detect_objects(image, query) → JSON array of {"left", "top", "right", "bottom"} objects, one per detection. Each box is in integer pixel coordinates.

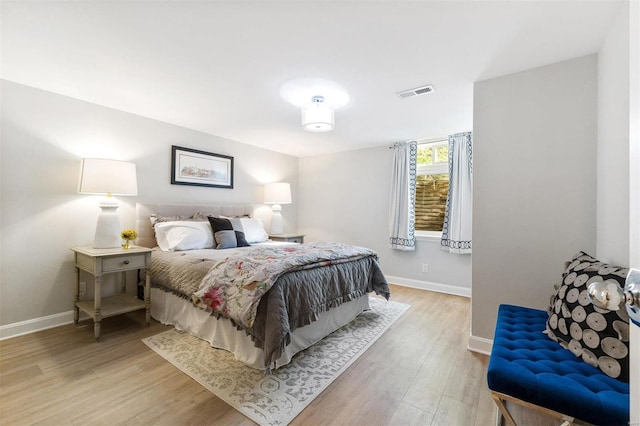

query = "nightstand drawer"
[
  {"left": 102, "top": 253, "right": 147, "bottom": 272},
  {"left": 286, "top": 236, "right": 303, "bottom": 243}
]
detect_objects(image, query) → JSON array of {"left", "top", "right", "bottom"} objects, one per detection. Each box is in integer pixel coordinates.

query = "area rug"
[{"left": 142, "top": 297, "right": 409, "bottom": 425}]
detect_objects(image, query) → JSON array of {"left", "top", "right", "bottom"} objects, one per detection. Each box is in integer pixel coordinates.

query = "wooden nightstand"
[
  {"left": 269, "top": 234, "right": 305, "bottom": 243},
  {"left": 71, "top": 246, "right": 152, "bottom": 339}
]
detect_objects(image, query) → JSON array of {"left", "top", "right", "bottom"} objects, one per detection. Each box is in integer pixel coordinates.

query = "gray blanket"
[{"left": 148, "top": 247, "right": 391, "bottom": 370}]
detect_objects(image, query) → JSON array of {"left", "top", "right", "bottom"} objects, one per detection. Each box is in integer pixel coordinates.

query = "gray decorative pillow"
[
  {"left": 192, "top": 212, "right": 221, "bottom": 220},
  {"left": 149, "top": 214, "right": 190, "bottom": 227},
  {"left": 207, "top": 216, "right": 249, "bottom": 249},
  {"left": 544, "top": 251, "right": 630, "bottom": 381},
  {"left": 150, "top": 214, "right": 207, "bottom": 227}
]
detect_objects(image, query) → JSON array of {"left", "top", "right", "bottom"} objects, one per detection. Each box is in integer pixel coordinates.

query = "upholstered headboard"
[{"left": 136, "top": 203, "right": 256, "bottom": 248}]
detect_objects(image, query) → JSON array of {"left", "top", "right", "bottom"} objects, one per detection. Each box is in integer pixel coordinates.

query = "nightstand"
[
  {"left": 71, "top": 246, "right": 152, "bottom": 339},
  {"left": 269, "top": 234, "right": 305, "bottom": 243}
]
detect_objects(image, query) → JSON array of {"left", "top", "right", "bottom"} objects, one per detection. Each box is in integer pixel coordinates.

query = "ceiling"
[{"left": 1, "top": 1, "right": 624, "bottom": 157}]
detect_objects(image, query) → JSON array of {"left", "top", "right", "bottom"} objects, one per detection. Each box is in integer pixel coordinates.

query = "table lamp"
[
  {"left": 78, "top": 158, "right": 138, "bottom": 248},
  {"left": 264, "top": 182, "right": 291, "bottom": 235}
]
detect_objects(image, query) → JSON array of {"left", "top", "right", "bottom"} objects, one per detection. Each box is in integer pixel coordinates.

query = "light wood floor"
[{"left": 0, "top": 285, "right": 517, "bottom": 425}]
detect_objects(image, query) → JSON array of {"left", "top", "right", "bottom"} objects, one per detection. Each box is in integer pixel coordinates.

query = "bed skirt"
[{"left": 150, "top": 288, "right": 371, "bottom": 370}]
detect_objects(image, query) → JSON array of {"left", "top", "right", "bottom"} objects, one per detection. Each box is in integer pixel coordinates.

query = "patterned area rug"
[{"left": 143, "top": 297, "right": 409, "bottom": 425}]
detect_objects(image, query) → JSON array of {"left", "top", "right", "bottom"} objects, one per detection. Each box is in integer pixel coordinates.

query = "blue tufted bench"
[{"left": 487, "top": 304, "right": 630, "bottom": 426}]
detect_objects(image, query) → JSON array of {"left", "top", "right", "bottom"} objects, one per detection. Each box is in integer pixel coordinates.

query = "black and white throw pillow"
[
  {"left": 545, "top": 251, "right": 630, "bottom": 381},
  {"left": 207, "top": 216, "right": 250, "bottom": 249}
]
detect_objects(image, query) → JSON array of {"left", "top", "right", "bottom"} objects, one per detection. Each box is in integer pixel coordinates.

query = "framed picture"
[{"left": 171, "top": 145, "right": 234, "bottom": 189}]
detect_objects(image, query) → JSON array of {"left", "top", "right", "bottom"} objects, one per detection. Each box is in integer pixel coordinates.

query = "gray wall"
[
  {"left": 0, "top": 80, "right": 298, "bottom": 327},
  {"left": 471, "top": 55, "right": 598, "bottom": 341},
  {"left": 298, "top": 146, "right": 471, "bottom": 293}
]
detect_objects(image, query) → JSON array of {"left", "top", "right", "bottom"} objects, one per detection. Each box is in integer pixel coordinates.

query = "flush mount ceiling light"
[
  {"left": 280, "top": 78, "right": 350, "bottom": 132},
  {"left": 302, "top": 96, "right": 334, "bottom": 132}
]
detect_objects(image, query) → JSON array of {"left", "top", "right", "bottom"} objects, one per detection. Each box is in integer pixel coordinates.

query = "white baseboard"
[
  {"left": 467, "top": 335, "right": 493, "bottom": 355},
  {"left": 386, "top": 275, "right": 471, "bottom": 298},
  {"left": 0, "top": 311, "right": 74, "bottom": 341},
  {"left": 1, "top": 277, "right": 471, "bottom": 341}
]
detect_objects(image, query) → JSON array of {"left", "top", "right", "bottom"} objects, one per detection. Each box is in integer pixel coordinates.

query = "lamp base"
[
  {"left": 270, "top": 204, "right": 284, "bottom": 235},
  {"left": 93, "top": 198, "right": 122, "bottom": 249}
]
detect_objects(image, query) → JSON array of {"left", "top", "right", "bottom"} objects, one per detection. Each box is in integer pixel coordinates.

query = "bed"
[{"left": 136, "top": 203, "right": 391, "bottom": 371}]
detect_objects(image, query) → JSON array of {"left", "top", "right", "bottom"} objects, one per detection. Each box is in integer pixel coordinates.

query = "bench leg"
[
  {"left": 495, "top": 405, "right": 504, "bottom": 426},
  {"left": 491, "top": 390, "right": 578, "bottom": 426},
  {"left": 491, "top": 392, "right": 517, "bottom": 426},
  {"left": 560, "top": 416, "right": 575, "bottom": 426}
]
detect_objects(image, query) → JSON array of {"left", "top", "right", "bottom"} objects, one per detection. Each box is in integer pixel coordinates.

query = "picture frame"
[{"left": 171, "top": 145, "right": 234, "bottom": 189}]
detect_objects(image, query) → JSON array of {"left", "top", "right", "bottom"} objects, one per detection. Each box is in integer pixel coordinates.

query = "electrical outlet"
[
  {"left": 422, "top": 264, "right": 429, "bottom": 273},
  {"left": 79, "top": 281, "right": 86, "bottom": 297}
]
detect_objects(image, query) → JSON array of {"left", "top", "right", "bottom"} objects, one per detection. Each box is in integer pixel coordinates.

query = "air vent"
[{"left": 397, "top": 84, "right": 435, "bottom": 99}]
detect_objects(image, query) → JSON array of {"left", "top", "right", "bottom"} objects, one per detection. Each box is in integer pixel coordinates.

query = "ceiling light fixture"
[
  {"left": 280, "top": 78, "right": 350, "bottom": 133},
  {"left": 302, "top": 96, "right": 334, "bottom": 132}
]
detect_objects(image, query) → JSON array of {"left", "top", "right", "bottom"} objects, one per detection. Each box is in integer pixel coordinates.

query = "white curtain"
[
  {"left": 389, "top": 141, "right": 417, "bottom": 251},
  {"left": 441, "top": 132, "right": 472, "bottom": 254}
]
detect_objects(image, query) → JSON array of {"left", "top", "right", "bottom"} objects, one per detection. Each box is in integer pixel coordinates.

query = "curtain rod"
[{"left": 388, "top": 136, "right": 447, "bottom": 149}]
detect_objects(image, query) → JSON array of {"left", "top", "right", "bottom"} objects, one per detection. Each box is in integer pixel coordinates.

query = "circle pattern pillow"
[{"left": 544, "top": 251, "right": 629, "bottom": 382}]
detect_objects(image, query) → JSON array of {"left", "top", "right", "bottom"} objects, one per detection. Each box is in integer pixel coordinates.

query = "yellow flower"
[{"left": 121, "top": 228, "right": 138, "bottom": 241}]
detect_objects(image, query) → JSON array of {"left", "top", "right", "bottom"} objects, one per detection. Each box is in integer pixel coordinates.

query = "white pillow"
[
  {"left": 219, "top": 216, "right": 269, "bottom": 244},
  {"left": 154, "top": 221, "right": 214, "bottom": 251},
  {"left": 239, "top": 218, "right": 269, "bottom": 243}
]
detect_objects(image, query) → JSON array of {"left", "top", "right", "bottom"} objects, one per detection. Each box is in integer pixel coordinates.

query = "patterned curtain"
[
  {"left": 389, "top": 141, "right": 417, "bottom": 251},
  {"left": 441, "top": 132, "right": 472, "bottom": 254}
]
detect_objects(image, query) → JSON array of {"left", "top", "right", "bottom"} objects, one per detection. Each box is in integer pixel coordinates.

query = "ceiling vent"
[{"left": 397, "top": 84, "right": 435, "bottom": 99}]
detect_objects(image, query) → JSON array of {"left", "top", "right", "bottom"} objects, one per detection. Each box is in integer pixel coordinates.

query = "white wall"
[
  {"left": 0, "top": 80, "right": 298, "bottom": 331},
  {"left": 599, "top": 2, "right": 640, "bottom": 420},
  {"left": 471, "top": 55, "right": 598, "bottom": 345},
  {"left": 597, "top": 5, "right": 630, "bottom": 266},
  {"left": 629, "top": 2, "right": 640, "bottom": 416},
  {"left": 298, "top": 146, "right": 471, "bottom": 295},
  {"left": 630, "top": 0, "right": 640, "bottom": 273},
  {"left": 631, "top": 0, "right": 640, "bottom": 419}
]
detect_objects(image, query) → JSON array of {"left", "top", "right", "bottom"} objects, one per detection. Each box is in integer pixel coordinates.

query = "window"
[{"left": 415, "top": 140, "right": 449, "bottom": 233}]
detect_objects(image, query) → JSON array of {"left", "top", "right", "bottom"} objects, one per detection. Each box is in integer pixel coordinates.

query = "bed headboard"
[{"left": 136, "top": 202, "right": 256, "bottom": 248}]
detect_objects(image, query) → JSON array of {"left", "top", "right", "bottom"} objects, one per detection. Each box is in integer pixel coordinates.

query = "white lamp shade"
[
  {"left": 264, "top": 182, "right": 292, "bottom": 205},
  {"left": 302, "top": 102, "right": 334, "bottom": 132},
  {"left": 78, "top": 158, "right": 138, "bottom": 248},
  {"left": 78, "top": 158, "right": 138, "bottom": 196}
]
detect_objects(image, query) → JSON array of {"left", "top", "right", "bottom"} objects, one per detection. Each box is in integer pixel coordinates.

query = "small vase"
[{"left": 122, "top": 240, "right": 131, "bottom": 249}]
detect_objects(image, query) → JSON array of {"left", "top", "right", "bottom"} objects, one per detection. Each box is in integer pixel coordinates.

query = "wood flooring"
[{"left": 0, "top": 285, "right": 544, "bottom": 425}]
